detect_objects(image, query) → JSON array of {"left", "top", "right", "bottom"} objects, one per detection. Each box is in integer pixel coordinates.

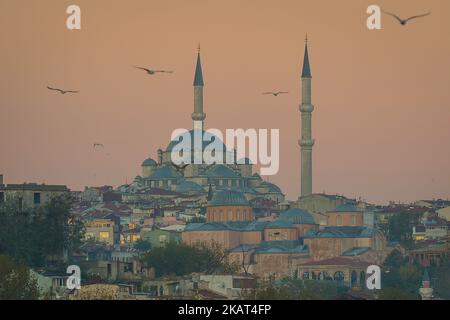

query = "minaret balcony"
[
  {"left": 299, "top": 139, "right": 315, "bottom": 148},
  {"left": 300, "top": 104, "right": 314, "bottom": 113},
  {"left": 191, "top": 112, "right": 206, "bottom": 121}
]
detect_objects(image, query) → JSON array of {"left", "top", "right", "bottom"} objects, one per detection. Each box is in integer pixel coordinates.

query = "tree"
[
  {"left": 142, "top": 241, "right": 238, "bottom": 277},
  {"left": 378, "top": 288, "right": 418, "bottom": 300},
  {"left": 134, "top": 239, "right": 152, "bottom": 252},
  {"left": 382, "top": 250, "right": 422, "bottom": 296},
  {"left": 0, "top": 195, "right": 85, "bottom": 268},
  {"left": 0, "top": 255, "right": 40, "bottom": 300}
]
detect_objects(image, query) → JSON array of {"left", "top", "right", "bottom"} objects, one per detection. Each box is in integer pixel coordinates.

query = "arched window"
[
  {"left": 336, "top": 215, "right": 343, "bottom": 226},
  {"left": 303, "top": 272, "right": 310, "bottom": 280},
  {"left": 360, "top": 271, "right": 365, "bottom": 286},
  {"left": 351, "top": 215, "right": 356, "bottom": 226},
  {"left": 334, "top": 271, "right": 345, "bottom": 283},
  {"left": 311, "top": 272, "right": 317, "bottom": 280},
  {"left": 237, "top": 209, "right": 241, "bottom": 221},
  {"left": 351, "top": 271, "right": 358, "bottom": 287}
]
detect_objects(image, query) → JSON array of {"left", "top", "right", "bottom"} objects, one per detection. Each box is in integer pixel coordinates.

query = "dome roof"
[
  {"left": 166, "top": 130, "right": 227, "bottom": 153},
  {"left": 175, "top": 180, "right": 205, "bottom": 194},
  {"left": 209, "top": 190, "right": 249, "bottom": 207},
  {"left": 149, "top": 166, "right": 182, "bottom": 179},
  {"left": 260, "top": 182, "right": 282, "bottom": 193},
  {"left": 266, "top": 219, "right": 295, "bottom": 229},
  {"left": 142, "top": 158, "right": 157, "bottom": 167},
  {"left": 279, "top": 208, "right": 316, "bottom": 225},
  {"left": 206, "top": 164, "right": 239, "bottom": 178}
]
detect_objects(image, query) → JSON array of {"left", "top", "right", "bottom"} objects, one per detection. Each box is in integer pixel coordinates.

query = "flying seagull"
[
  {"left": 47, "top": 86, "right": 79, "bottom": 94},
  {"left": 382, "top": 10, "right": 431, "bottom": 26},
  {"left": 263, "top": 91, "right": 289, "bottom": 97},
  {"left": 134, "top": 66, "right": 174, "bottom": 75}
]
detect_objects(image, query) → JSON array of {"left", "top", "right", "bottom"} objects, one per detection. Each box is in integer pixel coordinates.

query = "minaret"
[
  {"left": 299, "top": 35, "right": 314, "bottom": 197},
  {"left": 419, "top": 268, "right": 433, "bottom": 300},
  {"left": 192, "top": 45, "right": 206, "bottom": 131}
]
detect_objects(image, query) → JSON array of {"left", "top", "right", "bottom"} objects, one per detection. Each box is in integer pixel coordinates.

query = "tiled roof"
[
  {"left": 255, "top": 240, "right": 309, "bottom": 254},
  {"left": 305, "top": 226, "right": 375, "bottom": 239}
]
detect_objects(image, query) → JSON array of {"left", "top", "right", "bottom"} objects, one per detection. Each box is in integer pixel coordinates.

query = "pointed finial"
[
  {"left": 305, "top": 34, "right": 308, "bottom": 44},
  {"left": 198, "top": 43, "right": 201, "bottom": 53}
]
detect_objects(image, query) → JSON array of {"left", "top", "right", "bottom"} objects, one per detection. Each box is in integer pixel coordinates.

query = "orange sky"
[{"left": 1, "top": 0, "right": 449, "bottom": 204}]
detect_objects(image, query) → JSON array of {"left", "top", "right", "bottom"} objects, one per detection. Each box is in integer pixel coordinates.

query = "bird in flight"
[
  {"left": 93, "top": 143, "right": 104, "bottom": 148},
  {"left": 47, "top": 86, "right": 79, "bottom": 94},
  {"left": 263, "top": 91, "right": 289, "bottom": 97},
  {"left": 134, "top": 66, "right": 174, "bottom": 75},
  {"left": 382, "top": 10, "right": 431, "bottom": 26}
]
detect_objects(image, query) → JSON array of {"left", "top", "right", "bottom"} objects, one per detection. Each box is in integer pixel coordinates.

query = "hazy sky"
[{"left": 1, "top": 0, "right": 449, "bottom": 204}]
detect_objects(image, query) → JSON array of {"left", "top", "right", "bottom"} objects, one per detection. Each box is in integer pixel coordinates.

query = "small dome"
[
  {"left": 279, "top": 208, "right": 316, "bottom": 225},
  {"left": 149, "top": 166, "right": 182, "bottom": 179},
  {"left": 209, "top": 190, "right": 249, "bottom": 207},
  {"left": 260, "top": 182, "right": 282, "bottom": 193},
  {"left": 142, "top": 158, "right": 157, "bottom": 167}
]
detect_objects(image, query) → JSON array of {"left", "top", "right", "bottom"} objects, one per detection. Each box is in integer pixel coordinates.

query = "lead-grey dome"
[
  {"left": 208, "top": 190, "right": 249, "bottom": 207},
  {"left": 142, "top": 158, "right": 157, "bottom": 167},
  {"left": 278, "top": 208, "right": 316, "bottom": 225}
]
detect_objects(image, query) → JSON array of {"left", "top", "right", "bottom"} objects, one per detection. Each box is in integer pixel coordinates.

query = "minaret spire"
[
  {"left": 192, "top": 44, "right": 206, "bottom": 131},
  {"left": 299, "top": 35, "right": 314, "bottom": 197}
]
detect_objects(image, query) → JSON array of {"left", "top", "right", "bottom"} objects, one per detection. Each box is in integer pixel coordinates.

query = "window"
[
  {"left": 33, "top": 192, "right": 41, "bottom": 205},
  {"left": 336, "top": 215, "right": 342, "bottom": 226},
  {"left": 351, "top": 215, "right": 357, "bottom": 226},
  {"left": 99, "top": 231, "right": 110, "bottom": 239},
  {"left": 0, "top": 192, "right": 4, "bottom": 203},
  {"left": 159, "top": 234, "right": 167, "bottom": 243}
]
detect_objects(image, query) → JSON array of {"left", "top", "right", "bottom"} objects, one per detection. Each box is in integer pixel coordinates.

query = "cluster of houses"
[{"left": 1, "top": 173, "right": 449, "bottom": 299}]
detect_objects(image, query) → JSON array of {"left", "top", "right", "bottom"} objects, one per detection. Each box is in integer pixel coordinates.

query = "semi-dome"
[
  {"left": 279, "top": 208, "right": 316, "bottom": 225},
  {"left": 166, "top": 130, "right": 227, "bottom": 153},
  {"left": 142, "top": 158, "right": 157, "bottom": 167},
  {"left": 175, "top": 180, "right": 205, "bottom": 194},
  {"left": 208, "top": 190, "right": 249, "bottom": 207},
  {"left": 149, "top": 166, "right": 182, "bottom": 179},
  {"left": 205, "top": 164, "right": 238, "bottom": 178}
]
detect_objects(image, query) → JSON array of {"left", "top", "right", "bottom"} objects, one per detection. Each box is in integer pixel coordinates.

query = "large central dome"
[{"left": 166, "top": 129, "right": 228, "bottom": 153}]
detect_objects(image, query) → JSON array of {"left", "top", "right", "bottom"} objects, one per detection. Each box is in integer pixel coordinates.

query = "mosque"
[
  {"left": 180, "top": 41, "right": 389, "bottom": 281},
  {"left": 124, "top": 47, "right": 285, "bottom": 203}
]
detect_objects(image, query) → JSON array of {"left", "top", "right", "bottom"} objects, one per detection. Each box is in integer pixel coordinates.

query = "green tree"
[
  {"left": 0, "top": 195, "right": 85, "bottom": 267},
  {"left": 0, "top": 255, "right": 40, "bottom": 300},
  {"left": 382, "top": 250, "right": 422, "bottom": 296},
  {"left": 134, "top": 239, "right": 152, "bottom": 252},
  {"left": 142, "top": 241, "right": 238, "bottom": 277},
  {"left": 378, "top": 287, "right": 418, "bottom": 300}
]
